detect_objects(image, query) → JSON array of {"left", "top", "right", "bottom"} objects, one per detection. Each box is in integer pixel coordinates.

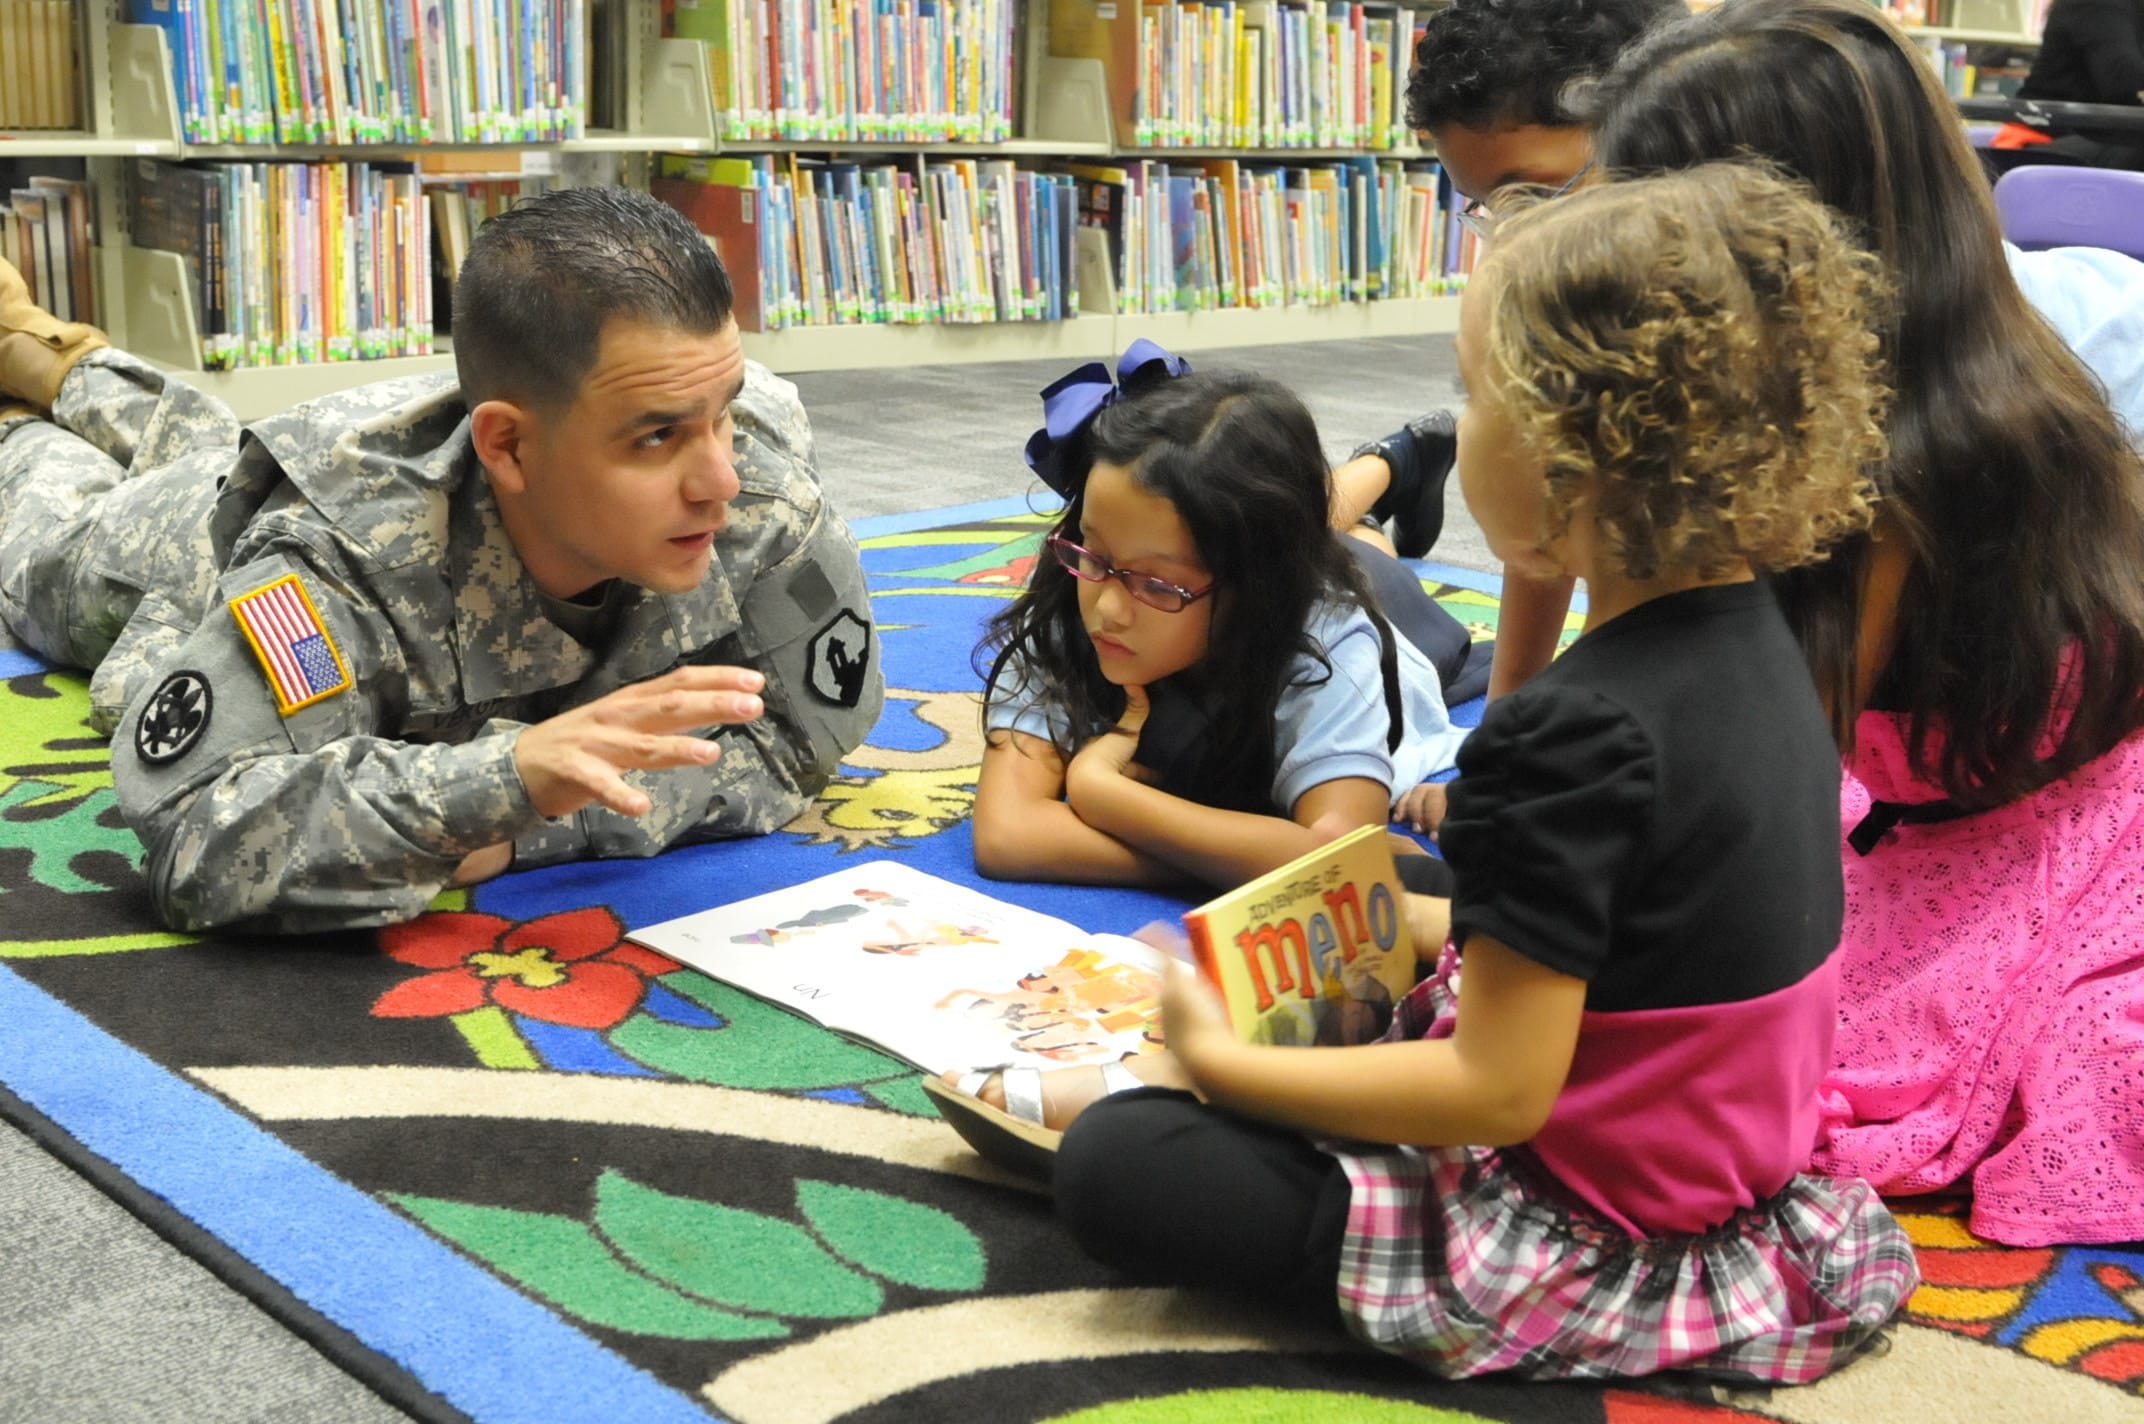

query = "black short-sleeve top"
[{"left": 1438, "top": 580, "right": 1846, "bottom": 1236}]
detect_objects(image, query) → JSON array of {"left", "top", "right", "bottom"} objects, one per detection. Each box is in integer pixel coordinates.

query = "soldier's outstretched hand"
[{"left": 514, "top": 666, "right": 766, "bottom": 819}]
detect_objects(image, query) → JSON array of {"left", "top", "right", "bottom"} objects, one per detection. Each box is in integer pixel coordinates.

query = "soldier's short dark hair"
[
  {"left": 453, "top": 186, "right": 735, "bottom": 411},
  {"left": 1405, "top": 0, "right": 1680, "bottom": 132}
]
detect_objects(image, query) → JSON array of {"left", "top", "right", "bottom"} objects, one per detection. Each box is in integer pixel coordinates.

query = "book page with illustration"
[{"left": 628, "top": 862, "right": 1173, "bottom": 1076}]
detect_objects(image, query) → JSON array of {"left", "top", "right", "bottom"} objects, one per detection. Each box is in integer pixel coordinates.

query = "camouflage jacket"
[{"left": 109, "top": 362, "right": 881, "bottom": 934}]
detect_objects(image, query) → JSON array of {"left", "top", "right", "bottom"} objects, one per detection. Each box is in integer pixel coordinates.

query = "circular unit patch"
[{"left": 135, "top": 670, "right": 213, "bottom": 765}]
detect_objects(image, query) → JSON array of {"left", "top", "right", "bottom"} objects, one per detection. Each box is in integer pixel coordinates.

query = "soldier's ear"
[{"left": 471, "top": 399, "right": 533, "bottom": 494}]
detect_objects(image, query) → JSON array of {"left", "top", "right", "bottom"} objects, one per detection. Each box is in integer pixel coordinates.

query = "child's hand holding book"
[{"left": 1158, "top": 956, "right": 1241, "bottom": 1083}]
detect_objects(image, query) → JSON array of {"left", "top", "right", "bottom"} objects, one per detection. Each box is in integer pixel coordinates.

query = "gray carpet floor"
[
  {"left": 0, "top": 330, "right": 1472, "bottom": 1424},
  {"left": 790, "top": 333, "right": 1490, "bottom": 574}
]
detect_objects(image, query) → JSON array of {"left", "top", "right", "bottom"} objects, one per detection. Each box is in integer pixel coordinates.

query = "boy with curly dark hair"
[
  {"left": 1407, "top": 0, "right": 1683, "bottom": 194},
  {"left": 1336, "top": 0, "right": 1682, "bottom": 565}
]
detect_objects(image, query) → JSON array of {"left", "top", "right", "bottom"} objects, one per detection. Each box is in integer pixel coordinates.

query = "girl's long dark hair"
[
  {"left": 1592, "top": 0, "right": 2144, "bottom": 808},
  {"left": 978, "top": 369, "right": 1379, "bottom": 807}
]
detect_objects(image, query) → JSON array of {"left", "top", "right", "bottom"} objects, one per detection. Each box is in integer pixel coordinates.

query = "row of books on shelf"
[
  {"left": 1074, "top": 154, "right": 1475, "bottom": 315},
  {"left": 128, "top": 158, "right": 435, "bottom": 368},
  {"left": 1050, "top": 0, "right": 1430, "bottom": 151},
  {"left": 655, "top": 154, "right": 1081, "bottom": 329},
  {"left": 3, "top": 177, "right": 93, "bottom": 325},
  {"left": 1880, "top": 0, "right": 2043, "bottom": 34},
  {"left": 663, "top": 0, "right": 1017, "bottom": 143},
  {"left": 1911, "top": 35, "right": 2029, "bottom": 98},
  {"left": 1143, "top": 0, "right": 1419, "bottom": 150},
  {"left": 105, "top": 150, "right": 1479, "bottom": 372},
  {"left": 1877, "top": 0, "right": 1945, "bottom": 25},
  {"left": 649, "top": 1, "right": 1435, "bottom": 153},
  {"left": 130, "top": 0, "right": 587, "bottom": 146},
  {"left": 650, "top": 151, "right": 1477, "bottom": 332},
  {"left": 429, "top": 173, "right": 565, "bottom": 280},
  {"left": 0, "top": 1, "right": 82, "bottom": 130}
]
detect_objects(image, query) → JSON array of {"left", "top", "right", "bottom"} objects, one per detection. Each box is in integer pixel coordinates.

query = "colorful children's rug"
[{"left": 2, "top": 498, "right": 2140, "bottom": 1424}]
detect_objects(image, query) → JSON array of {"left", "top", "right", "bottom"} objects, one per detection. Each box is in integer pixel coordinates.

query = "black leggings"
[{"left": 1054, "top": 1088, "right": 1353, "bottom": 1328}]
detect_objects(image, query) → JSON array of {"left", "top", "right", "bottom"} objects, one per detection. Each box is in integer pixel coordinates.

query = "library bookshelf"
[
  {"left": 1890, "top": 0, "right": 2045, "bottom": 99},
  {"left": 6, "top": 1, "right": 1470, "bottom": 421}
]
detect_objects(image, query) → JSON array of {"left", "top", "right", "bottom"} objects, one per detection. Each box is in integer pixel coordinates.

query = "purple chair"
[{"left": 1992, "top": 166, "right": 2144, "bottom": 260}]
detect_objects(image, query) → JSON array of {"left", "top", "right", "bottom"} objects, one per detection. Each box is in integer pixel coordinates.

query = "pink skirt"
[
  {"left": 1325, "top": 956, "right": 1918, "bottom": 1383},
  {"left": 1813, "top": 713, "right": 2144, "bottom": 1246}
]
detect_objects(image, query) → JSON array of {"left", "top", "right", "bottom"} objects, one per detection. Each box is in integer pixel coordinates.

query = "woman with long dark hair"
[{"left": 1583, "top": 0, "right": 2144, "bottom": 1247}]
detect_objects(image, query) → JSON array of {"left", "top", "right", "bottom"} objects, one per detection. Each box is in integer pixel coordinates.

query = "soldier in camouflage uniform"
[{"left": 0, "top": 186, "right": 882, "bottom": 934}]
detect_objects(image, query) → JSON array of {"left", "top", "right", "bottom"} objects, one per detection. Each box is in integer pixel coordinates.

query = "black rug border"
[{"left": 0, "top": 1079, "right": 471, "bottom": 1424}]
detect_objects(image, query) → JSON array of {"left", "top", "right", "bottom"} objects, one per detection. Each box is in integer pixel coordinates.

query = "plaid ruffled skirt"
[{"left": 1322, "top": 954, "right": 1920, "bottom": 1384}]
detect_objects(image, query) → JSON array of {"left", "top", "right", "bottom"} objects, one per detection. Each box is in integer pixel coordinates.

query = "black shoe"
[{"left": 1352, "top": 410, "right": 1457, "bottom": 559}]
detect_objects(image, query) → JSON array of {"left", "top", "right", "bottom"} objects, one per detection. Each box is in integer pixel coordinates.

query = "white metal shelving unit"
[{"left": 1901, "top": 0, "right": 2046, "bottom": 48}]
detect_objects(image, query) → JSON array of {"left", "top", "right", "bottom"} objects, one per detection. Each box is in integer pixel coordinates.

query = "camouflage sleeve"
[
  {"left": 109, "top": 547, "right": 552, "bottom": 934},
  {"left": 710, "top": 370, "right": 882, "bottom": 833},
  {"left": 506, "top": 369, "right": 883, "bottom": 868}
]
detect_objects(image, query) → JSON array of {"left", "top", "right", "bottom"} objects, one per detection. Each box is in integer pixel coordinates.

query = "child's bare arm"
[
  {"left": 971, "top": 730, "right": 1182, "bottom": 886},
  {"left": 1403, "top": 890, "right": 1451, "bottom": 960},
  {"left": 1058, "top": 683, "right": 1391, "bottom": 887},
  {"left": 1487, "top": 573, "right": 1577, "bottom": 701},
  {"left": 1163, "top": 933, "right": 1584, "bottom": 1147},
  {"left": 1069, "top": 752, "right": 1392, "bottom": 888}
]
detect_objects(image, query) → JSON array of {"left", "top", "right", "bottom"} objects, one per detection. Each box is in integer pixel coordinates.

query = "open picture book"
[
  {"left": 627, "top": 827, "right": 1420, "bottom": 1080},
  {"left": 626, "top": 862, "right": 1175, "bottom": 1076}
]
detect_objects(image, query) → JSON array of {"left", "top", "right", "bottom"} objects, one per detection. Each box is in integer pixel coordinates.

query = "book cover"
[
  {"left": 27, "top": 176, "right": 92, "bottom": 323},
  {"left": 651, "top": 169, "right": 770, "bottom": 332},
  {"left": 1341, "top": 153, "right": 1383, "bottom": 298},
  {"left": 0, "top": 4, "right": 21, "bottom": 129},
  {"left": 8, "top": 192, "right": 50, "bottom": 311},
  {"left": 1182, "top": 823, "right": 1415, "bottom": 1048},
  {"left": 1306, "top": 165, "right": 1342, "bottom": 304},
  {"left": 125, "top": 159, "right": 224, "bottom": 358},
  {"left": 1065, "top": 163, "right": 1132, "bottom": 295},
  {"left": 626, "top": 862, "right": 1173, "bottom": 1077}
]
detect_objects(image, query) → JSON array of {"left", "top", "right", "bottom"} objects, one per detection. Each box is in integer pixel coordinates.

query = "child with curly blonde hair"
[{"left": 1029, "top": 164, "right": 1921, "bottom": 1384}]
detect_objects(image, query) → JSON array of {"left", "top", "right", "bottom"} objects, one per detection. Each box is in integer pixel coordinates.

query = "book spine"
[{"left": 204, "top": 169, "right": 230, "bottom": 364}]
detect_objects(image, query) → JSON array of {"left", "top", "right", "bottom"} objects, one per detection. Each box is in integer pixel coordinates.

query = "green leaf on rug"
[
  {"left": 0, "top": 783, "right": 144, "bottom": 894},
  {"left": 0, "top": 671, "right": 112, "bottom": 810},
  {"left": 795, "top": 1179, "right": 986, "bottom": 1292},
  {"left": 389, "top": 1194, "right": 788, "bottom": 1341},
  {"left": 860, "top": 1074, "right": 936, "bottom": 1116},
  {"left": 593, "top": 1170, "right": 884, "bottom": 1319},
  {"left": 608, "top": 973, "right": 911, "bottom": 1090}
]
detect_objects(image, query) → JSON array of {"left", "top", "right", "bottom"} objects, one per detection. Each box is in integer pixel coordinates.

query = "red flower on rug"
[
  {"left": 957, "top": 551, "right": 1037, "bottom": 587},
  {"left": 372, "top": 907, "right": 681, "bottom": 1030}
]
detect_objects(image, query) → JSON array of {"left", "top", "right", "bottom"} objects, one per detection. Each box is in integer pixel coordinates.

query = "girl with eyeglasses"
[
  {"left": 935, "top": 352, "right": 1471, "bottom": 1171},
  {"left": 969, "top": 350, "right": 1469, "bottom": 897}
]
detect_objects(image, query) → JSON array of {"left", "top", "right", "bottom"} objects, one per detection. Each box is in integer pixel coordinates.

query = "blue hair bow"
[{"left": 1022, "top": 339, "right": 1193, "bottom": 497}]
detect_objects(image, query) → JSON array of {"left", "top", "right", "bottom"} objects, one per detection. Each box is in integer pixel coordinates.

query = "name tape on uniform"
[{"left": 228, "top": 574, "right": 352, "bottom": 716}]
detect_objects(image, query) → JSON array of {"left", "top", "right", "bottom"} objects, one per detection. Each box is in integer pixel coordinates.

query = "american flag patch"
[{"left": 228, "top": 575, "right": 351, "bottom": 715}]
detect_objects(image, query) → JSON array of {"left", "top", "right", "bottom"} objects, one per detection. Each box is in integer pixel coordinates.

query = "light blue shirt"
[
  {"left": 986, "top": 600, "right": 1468, "bottom": 812},
  {"left": 2006, "top": 241, "right": 2144, "bottom": 442}
]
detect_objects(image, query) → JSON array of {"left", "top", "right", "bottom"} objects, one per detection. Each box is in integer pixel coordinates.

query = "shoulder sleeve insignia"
[
  {"left": 228, "top": 574, "right": 352, "bottom": 715},
  {"left": 805, "top": 609, "right": 872, "bottom": 709},
  {"left": 136, "top": 671, "right": 213, "bottom": 764}
]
